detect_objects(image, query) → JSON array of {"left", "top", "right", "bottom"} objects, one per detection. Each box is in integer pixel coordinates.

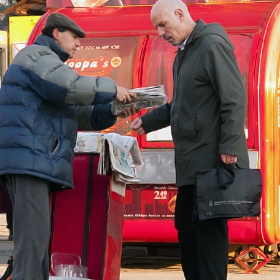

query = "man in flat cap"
[
  {"left": 43, "top": 12, "right": 86, "bottom": 38},
  {"left": 0, "top": 12, "right": 137, "bottom": 280}
]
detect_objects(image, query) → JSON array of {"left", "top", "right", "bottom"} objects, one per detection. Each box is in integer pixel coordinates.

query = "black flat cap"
[{"left": 44, "top": 13, "right": 85, "bottom": 38}]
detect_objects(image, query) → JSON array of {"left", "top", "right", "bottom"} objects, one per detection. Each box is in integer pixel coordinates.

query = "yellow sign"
[{"left": 9, "top": 16, "right": 41, "bottom": 63}]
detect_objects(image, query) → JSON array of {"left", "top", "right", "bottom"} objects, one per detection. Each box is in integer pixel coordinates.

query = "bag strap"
[{"left": 217, "top": 162, "right": 235, "bottom": 188}]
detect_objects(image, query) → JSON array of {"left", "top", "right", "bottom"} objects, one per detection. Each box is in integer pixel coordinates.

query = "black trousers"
[
  {"left": 6, "top": 174, "right": 50, "bottom": 280},
  {"left": 175, "top": 185, "right": 228, "bottom": 280}
]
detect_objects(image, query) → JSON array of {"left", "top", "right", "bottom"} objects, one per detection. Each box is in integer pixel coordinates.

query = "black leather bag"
[{"left": 195, "top": 162, "right": 262, "bottom": 220}]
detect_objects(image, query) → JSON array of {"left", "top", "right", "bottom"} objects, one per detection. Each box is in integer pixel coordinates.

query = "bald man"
[{"left": 131, "top": 0, "right": 249, "bottom": 279}]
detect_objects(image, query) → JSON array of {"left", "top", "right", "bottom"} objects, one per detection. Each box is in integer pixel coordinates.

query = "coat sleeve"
[
  {"left": 14, "top": 48, "right": 117, "bottom": 106},
  {"left": 140, "top": 103, "right": 171, "bottom": 133},
  {"left": 203, "top": 42, "right": 247, "bottom": 156}
]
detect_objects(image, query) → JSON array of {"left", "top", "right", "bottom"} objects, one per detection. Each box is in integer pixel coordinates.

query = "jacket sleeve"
[
  {"left": 14, "top": 47, "right": 117, "bottom": 106},
  {"left": 203, "top": 42, "right": 247, "bottom": 156},
  {"left": 77, "top": 104, "right": 117, "bottom": 131},
  {"left": 140, "top": 103, "right": 171, "bottom": 133}
]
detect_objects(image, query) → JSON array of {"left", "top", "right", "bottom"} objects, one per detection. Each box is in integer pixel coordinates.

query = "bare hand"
[
  {"left": 116, "top": 86, "right": 138, "bottom": 103},
  {"left": 221, "top": 154, "right": 237, "bottom": 165},
  {"left": 131, "top": 117, "right": 146, "bottom": 135},
  {"left": 118, "top": 106, "right": 138, "bottom": 118}
]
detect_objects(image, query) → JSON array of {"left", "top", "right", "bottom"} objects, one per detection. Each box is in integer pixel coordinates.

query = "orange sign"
[{"left": 66, "top": 55, "right": 122, "bottom": 76}]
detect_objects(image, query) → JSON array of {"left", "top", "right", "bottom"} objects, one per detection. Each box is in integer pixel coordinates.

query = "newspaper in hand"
[
  {"left": 97, "top": 133, "right": 143, "bottom": 184},
  {"left": 111, "top": 85, "right": 167, "bottom": 115}
]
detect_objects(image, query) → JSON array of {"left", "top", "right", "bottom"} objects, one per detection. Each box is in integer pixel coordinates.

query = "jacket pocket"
[
  {"left": 51, "top": 137, "right": 60, "bottom": 155},
  {"left": 174, "top": 114, "right": 200, "bottom": 141}
]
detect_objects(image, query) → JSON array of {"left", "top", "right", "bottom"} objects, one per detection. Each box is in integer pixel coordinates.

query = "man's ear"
[
  {"left": 174, "top": 9, "right": 184, "bottom": 22},
  {"left": 52, "top": 28, "right": 60, "bottom": 41}
]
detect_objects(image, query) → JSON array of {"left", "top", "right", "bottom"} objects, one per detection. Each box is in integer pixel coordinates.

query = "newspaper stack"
[
  {"left": 97, "top": 133, "right": 143, "bottom": 183},
  {"left": 74, "top": 132, "right": 104, "bottom": 153},
  {"left": 111, "top": 85, "right": 167, "bottom": 115}
]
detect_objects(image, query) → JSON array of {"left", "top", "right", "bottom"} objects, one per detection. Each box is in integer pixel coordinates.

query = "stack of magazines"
[
  {"left": 97, "top": 133, "right": 143, "bottom": 183},
  {"left": 111, "top": 85, "right": 167, "bottom": 115}
]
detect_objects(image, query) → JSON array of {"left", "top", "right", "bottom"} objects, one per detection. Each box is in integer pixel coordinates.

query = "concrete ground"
[
  {"left": 1, "top": 214, "right": 280, "bottom": 280},
  {"left": 0, "top": 214, "right": 13, "bottom": 278},
  {"left": 120, "top": 257, "right": 280, "bottom": 280}
]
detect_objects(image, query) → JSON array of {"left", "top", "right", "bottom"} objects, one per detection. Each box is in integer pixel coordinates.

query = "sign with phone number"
[{"left": 124, "top": 185, "right": 178, "bottom": 220}]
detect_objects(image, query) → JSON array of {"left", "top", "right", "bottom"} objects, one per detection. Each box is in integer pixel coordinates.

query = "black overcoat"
[{"left": 141, "top": 20, "right": 249, "bottom": 187}]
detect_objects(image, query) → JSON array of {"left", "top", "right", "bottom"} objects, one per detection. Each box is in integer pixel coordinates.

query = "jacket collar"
[
  {"left": 176, "top": 20, "right": 205, "bottom": 54},
  {"left": 33, "top": 34, "right": 70, "bottom": 62},
  {"left": 185, "top": 19, "right": 206, "bottom": 47}
]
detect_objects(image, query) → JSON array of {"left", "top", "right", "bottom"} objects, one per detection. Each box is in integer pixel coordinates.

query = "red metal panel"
[
  {"left": 28, "top": 3, "right": 277, "bottom": 44},
  {"left": 228, "top": 219, "right": 262, "bottom": 245},
  {"left": 123, "top": 184, "right": 178, "bottom": 242},
  {"left": 123, "top": 220, "right": 178, "bottom": 243},
  {"left": 50, "top": 155, "right": 90, "bottom": 264},
  {"left": 86, "top": 156, "right": 108, "bottom": 280},
  {"left": 50, "top": 155, "right": 126, "bottom": 280},
  {"left": 103, "top": 177, "right": 126, "bottom": 280},
  {"left": 257, "top": 3, "right": 280, "bottom": 245}
]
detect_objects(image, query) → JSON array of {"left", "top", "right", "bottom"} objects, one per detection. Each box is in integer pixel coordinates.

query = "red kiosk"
[{"left": 25, "top": 0, "right": 280, "bottom": 276}]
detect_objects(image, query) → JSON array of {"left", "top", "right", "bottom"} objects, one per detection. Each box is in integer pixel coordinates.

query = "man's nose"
[
  {"left": 75, "top": 39, "right": 81, "bottom": 46},
  {"left": 157, "top": 27, "right": 165, "bottom": 37}
]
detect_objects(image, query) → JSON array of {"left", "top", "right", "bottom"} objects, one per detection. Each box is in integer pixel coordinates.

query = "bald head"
[
  {"left": 151, "top": 0, "right": 188, "bottom": 16},
  {"left": 150, "top": 0, "right": 195, "bottom": 46}
]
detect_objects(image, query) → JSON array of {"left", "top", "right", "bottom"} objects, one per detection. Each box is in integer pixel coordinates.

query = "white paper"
[
  {"left": 97, "top": 133, "right": 143, "bottom": 184},
  {"left": 111, "top": 85, "right": 167, "bottom": 115}
]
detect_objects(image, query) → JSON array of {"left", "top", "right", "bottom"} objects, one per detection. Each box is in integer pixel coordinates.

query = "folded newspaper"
[
  {"left": 74, "top": 132, "right": 104, "bottom": 153},
  {"left": 111, "top": 85, "right": 167, "bottom": 115},
  {"left": 97, "top": 133, "right": 143, "bottom": 184}
]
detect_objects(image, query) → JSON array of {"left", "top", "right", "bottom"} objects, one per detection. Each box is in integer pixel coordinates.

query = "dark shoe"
[{"left": 8, "top": 231, "right": 13, "bottom": 241}]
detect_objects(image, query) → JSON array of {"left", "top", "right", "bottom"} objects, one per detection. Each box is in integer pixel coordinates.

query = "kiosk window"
[
  {"left": 145, "top": 37, "right": 177, "bottom": 142},
  {"left": 228, "top": 34, "right": 253, "bottom": 142}
]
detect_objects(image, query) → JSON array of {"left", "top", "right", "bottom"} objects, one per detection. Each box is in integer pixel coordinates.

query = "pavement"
[
  {"left": 120, "top": 255, "right": 280, "bottom": 280},
  {"left": 1, "top": 213, "right": 280, "bottom": 280},
  {"left": 0, "top": 214, "right": 13, "bottom": 277},
  {"left": 120, "top": 258, "right": 280, "bottom": 280}
]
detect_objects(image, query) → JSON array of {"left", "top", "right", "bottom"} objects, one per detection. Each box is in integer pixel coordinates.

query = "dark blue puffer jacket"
[{"left": 0, "top": 35, "right": 117, "bottom": 190}]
